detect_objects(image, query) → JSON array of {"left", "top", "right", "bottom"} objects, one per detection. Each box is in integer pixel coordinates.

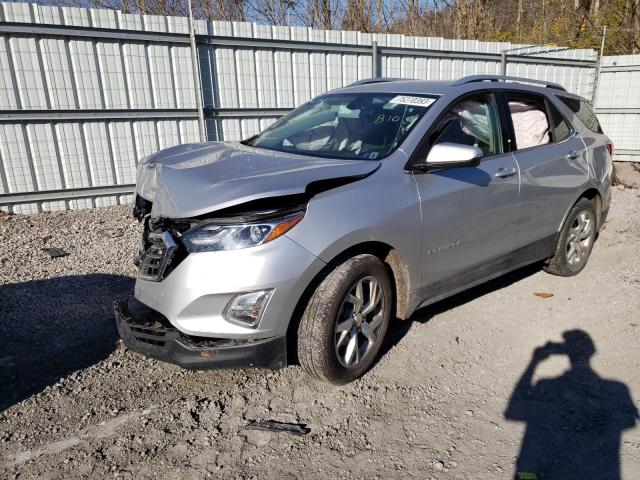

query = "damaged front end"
[
  {"left": 133, "top": 196, "right": 307, "bottom": 282},
  {"left": 118, "top": 141, "right": 380, "bottom": 370},
  {"left": 130, "top": 141, "right": 380, "bottom": 282},
  {"left": 122, "top": 196, "right": 311, "bottom": 370}
]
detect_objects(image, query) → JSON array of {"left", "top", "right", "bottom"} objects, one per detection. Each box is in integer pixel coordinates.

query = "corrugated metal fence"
[
  {"left": 595, "top": 54, "right": 640, "bottom": 163},
  {"left": 0, "top": 2, "right": 605, "bottom": 213}
]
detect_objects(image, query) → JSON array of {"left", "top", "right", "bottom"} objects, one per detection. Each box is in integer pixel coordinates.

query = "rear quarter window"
[
  {"left": 558, "top": 96, "right": 603, "bottom": 134},
  {"left": 547, "top": 101, "right": 573, "bottom": 142}
]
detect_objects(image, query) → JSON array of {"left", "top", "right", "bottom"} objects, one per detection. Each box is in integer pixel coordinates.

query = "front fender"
[{"left": 285, "top": 163, "right": 422, "bottom": 296}]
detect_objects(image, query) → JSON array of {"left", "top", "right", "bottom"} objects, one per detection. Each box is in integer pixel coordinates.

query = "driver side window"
[{"left": 431, "top": 94, "right": 502, "bottom": 157}]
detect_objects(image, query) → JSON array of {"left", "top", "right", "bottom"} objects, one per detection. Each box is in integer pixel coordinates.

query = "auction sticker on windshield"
[{"left": 389, "top": 95, "right": 437, "bottom": 107}]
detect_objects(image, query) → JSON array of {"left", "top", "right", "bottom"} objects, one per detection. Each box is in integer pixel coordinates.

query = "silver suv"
[{"left": 115, "top": 75, "right": 613, "bottom": 384}]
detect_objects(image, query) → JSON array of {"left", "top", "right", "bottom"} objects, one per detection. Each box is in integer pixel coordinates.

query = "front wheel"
[
  {"left": 297, "top": 254, "right": 392, "bottom": 384},
  {"left": 544, "top": 197, "right": 597, "bottom": 276}
]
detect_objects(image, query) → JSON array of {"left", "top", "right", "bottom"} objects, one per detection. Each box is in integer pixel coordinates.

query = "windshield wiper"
[{"left": 240, "top": 135, "right": 258, "bottom": 146}]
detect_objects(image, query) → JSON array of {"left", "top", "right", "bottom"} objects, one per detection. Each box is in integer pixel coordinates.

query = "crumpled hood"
[{"left": 136, "top": 142, "right": 380, "bottom": 218}]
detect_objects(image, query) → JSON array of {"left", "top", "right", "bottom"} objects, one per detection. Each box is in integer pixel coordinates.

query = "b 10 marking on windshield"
[
  {"left": 374, "top": 114, "right": 400, "bottom": 124},
  {"left": 389, "top": 95, "right": 436, "bottom": 107}
]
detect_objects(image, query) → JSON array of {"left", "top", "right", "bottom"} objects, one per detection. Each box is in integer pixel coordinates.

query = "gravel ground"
[{"left": 1, "top": 177, "right": 639, "bottom": 479}]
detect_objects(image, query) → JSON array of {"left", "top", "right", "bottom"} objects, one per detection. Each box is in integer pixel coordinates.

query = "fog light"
[{"left": 223, "top": 290, "right": 273, "bottom": 328}]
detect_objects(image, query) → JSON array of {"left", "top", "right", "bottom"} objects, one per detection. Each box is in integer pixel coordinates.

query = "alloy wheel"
[
  {"left": 566, "top": 210, "right": 594, "bottom": 266},
  {"left": 334, "top": 276, "right": 385, "bottom": 368}
]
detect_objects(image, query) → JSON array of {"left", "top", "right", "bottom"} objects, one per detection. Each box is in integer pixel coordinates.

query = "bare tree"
[
  {"left": 342, "top": 0, "right": 375, "bottom": 31},
  {"left": 247, "top": 0, "right": 296, "bottom": 25},
  {"left": 196, "top": 0, "right": 246, "bottom": 21},
  {"left": 311, "top": 0, "right": 335, "bottom": 29},
  {"left": 632, "top": 0, "right": 640, "bottom": 51}
]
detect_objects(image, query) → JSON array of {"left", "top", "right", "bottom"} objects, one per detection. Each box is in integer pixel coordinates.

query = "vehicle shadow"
[
  {"left": 380, "top": 262, "right": 544, "bottom": 359},
  {"left": 505, "top": 330, "right": 638, "bottom": 480},
  {"left": 0, "top": 274, "right": 134, "bottom": 412}
]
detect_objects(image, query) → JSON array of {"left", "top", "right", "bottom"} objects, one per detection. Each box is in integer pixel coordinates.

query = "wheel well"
[
  {"left": 580, "top": 188, "right": 602, "bottom": 228},
  {"left": 285, "top": 242, "right": 412, "bottom": 365}
]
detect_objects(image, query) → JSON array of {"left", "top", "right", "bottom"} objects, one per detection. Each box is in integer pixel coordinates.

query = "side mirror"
[{"left": 423, "top": 142, "right": 483, "bottom": 170}]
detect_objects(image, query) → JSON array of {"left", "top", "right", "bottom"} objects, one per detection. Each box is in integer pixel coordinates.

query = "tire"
[
  {"left": 544, "top": 197, "right": 597, "bottom": 277},
  {"left": 297, "top": 254, "right": 392, "bottom": 384}
]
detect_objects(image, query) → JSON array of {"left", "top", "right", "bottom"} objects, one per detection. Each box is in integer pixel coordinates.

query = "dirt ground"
[{"left": 1, "top": 170, "right": 639, "bottom": 480}]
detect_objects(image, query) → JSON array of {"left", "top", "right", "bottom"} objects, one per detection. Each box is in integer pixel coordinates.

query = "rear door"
[
  {"left": 411, "top": 91, "right": 521, "bottom": 303},
  {"left": 499, "top": 91, "right": 589, "bottom": 249}
]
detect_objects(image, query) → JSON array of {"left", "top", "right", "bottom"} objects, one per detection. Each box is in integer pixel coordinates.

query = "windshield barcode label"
[{"left": 389, "top": 95, "right": 436, "bottom": 107}]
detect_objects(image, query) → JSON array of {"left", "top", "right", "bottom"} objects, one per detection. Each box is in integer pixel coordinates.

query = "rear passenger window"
[
  {"left": 506, "top": 93, "right": 551, "bottom": 149},
  {"left": 559, "top": 96, "right": 603, "bottom": 133}
]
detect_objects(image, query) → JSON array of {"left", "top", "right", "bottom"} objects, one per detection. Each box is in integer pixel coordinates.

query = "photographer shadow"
[{"left": 505, "top": 330, "right": 639, "bottom": 480}]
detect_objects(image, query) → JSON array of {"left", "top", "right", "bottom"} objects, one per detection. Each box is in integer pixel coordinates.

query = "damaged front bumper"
[
  {"left": 132, "top": 233, "right": 326, "bottom": 339},
  {"left": 114, "top": 298, "right": 287, "bottom": 369},
  {"left": 115, "top": 212, "right": 327, "bottom": 372}
]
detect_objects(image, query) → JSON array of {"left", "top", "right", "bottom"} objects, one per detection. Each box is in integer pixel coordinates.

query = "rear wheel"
[
  {"left": 297, "top": 254, "right": 392, "bottom": 384},
  {"left": 544, "top": 198, "right": 597, "bottom": 276}
]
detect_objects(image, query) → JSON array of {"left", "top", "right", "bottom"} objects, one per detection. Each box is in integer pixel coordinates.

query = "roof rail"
[
  {"left": 452, "top": 75, "right": 566, "bottom": 91},
  {"left": 348, "top": 77, "right": 413, "bottom": 87}
]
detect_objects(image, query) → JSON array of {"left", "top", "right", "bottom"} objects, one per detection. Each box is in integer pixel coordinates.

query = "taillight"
[{"left": 606, "top": 141, "right": 614, "bottom": 157}]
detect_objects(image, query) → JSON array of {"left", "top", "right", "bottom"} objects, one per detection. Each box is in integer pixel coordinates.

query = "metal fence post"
[
  {"left": 501, "top": 50, "right": 507, "bottom": 76},
  {"left": 372, "top": 41, "right": 379, "bottom": 78},
  {"left": 591, "top": 25, "right": 607, "bottom": 105},
  {"left": 188, "top": 0, "right": 206, "bottom": 142}
]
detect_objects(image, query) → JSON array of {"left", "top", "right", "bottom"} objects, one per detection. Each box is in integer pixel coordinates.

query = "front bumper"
[
  {"left": 134, "top": 234, "right": 326, "bottom": 340},
  {"left": 115, "top": 298, "right": 287, "bottom": 369}
]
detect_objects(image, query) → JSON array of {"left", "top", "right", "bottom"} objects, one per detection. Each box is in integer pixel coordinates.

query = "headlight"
[{"left": 181, "top": 212, "right": 304, "bottom": 252}]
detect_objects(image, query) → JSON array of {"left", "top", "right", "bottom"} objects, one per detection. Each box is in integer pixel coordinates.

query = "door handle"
[
  {"left": 566, "top": 150, "right": 580, "bottom": 160},
  {"left": 494, "top": 167, "right": 517, "bottom": 178}
]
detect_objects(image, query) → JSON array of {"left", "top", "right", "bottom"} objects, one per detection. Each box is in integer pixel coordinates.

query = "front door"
[{"left": 411, "top": 92, "right": 521, "bottom": 305}]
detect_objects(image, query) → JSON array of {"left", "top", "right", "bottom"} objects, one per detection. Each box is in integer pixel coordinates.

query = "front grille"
[{"left": 138, "top": 231, "right": 177, "bottom": 281}]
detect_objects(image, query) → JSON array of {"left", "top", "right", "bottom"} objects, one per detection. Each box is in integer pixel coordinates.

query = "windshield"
[{"left": 244, "top": 92, "right": 438, "bottom": 160}]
